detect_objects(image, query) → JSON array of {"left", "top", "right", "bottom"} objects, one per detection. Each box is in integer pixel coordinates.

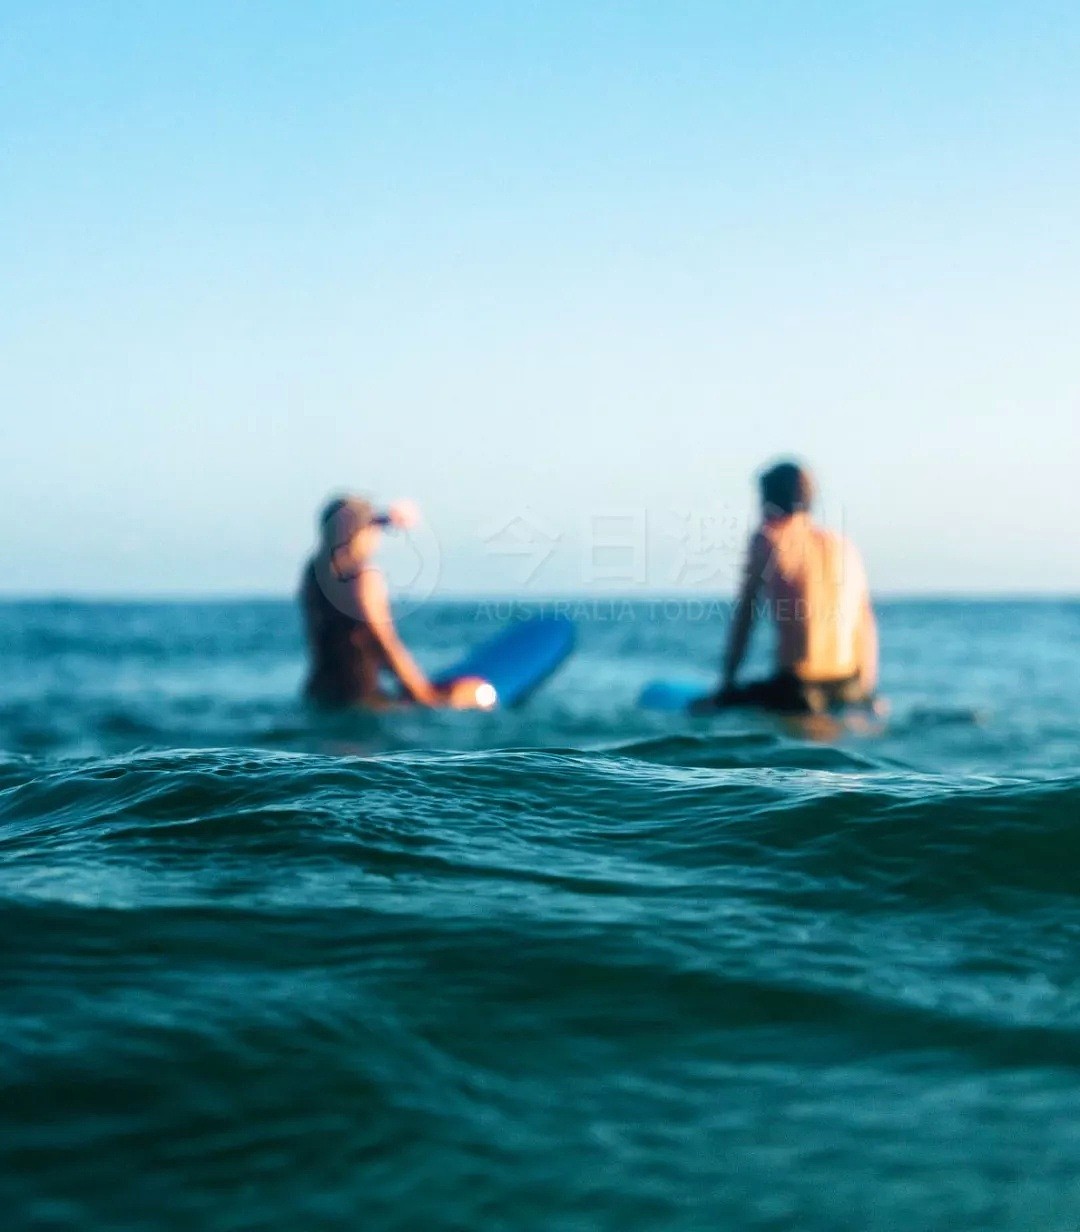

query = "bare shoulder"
[{"left": 819, "top": 524, "right": 859, "bottom": 555}]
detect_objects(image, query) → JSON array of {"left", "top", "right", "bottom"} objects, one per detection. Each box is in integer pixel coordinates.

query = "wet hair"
[{"left": 759, "top": 461, "right": 814, "bottom": 516}]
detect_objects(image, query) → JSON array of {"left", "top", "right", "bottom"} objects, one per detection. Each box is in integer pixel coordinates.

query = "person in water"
[
  {"left": 703, "top": 461, "right": 880, "bottom": 714},
  {"left": 301, "top": 495, "right": 488, "bottom": 709}
]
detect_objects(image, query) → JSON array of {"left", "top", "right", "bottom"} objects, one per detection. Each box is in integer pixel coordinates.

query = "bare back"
[{"left": 751, "top": 514, "right": 868, "bottom": 681}]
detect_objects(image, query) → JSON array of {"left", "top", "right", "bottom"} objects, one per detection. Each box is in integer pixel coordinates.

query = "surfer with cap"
[
  {"left": 300, "top": 495, "right": 488, "bottom": 709},
  {"left": 700, "top": 460, "right": 881, "bottom": 715}
]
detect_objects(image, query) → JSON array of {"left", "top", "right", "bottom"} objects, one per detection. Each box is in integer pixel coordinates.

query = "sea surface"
[{"left": 1, "top": 597, "right": 1078, "bottom": 1231}]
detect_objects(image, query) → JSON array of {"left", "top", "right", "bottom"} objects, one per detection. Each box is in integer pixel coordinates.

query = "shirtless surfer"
[
  {"left": 300, "top": 495, "right": 490, "bottom": 710},
  {"left": 701, "top": 461, "right": 880, "bottom": 715}
]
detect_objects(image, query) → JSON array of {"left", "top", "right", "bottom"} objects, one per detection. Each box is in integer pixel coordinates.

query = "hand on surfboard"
[
  {"left": 432, "top": 615, "right": 575, "bottom": 710},
  {"left": 438, "top": 676, "right": 498, "bottom": 710}
]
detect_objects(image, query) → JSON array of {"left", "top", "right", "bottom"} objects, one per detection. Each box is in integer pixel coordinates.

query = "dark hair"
[
  {"left": 318, "top": 495, "right": 375, "bottom": 531},
  {"left": 319, "top": 496, "right": 350, "bottom": 528},
  {"left": 759, "top": 461, "right": 814, "bottom": 516}
]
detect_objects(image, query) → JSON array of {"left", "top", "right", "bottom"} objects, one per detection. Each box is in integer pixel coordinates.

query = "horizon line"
[{"left": 0, "top": 590, "right": 1077, "bottom": 605}]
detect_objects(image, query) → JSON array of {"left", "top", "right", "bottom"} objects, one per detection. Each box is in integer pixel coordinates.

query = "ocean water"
[{"left": 1, "top": 597, "right": 1078, "bottom": 1231}]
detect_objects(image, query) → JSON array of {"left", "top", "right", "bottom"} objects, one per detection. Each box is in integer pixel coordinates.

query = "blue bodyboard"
[
  {"left": 434, "top": 615, "right": 575, "bottom": 708},
  {"left": 640, "top": 677, "right": 884, "bottom": 719},
  {"left": 638, "top": 679, "right": 712, "bottom": 712}
]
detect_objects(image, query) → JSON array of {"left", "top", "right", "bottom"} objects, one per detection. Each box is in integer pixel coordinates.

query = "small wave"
[{"left": 3, "top": 748, "right": 1079, "bottom": 908}]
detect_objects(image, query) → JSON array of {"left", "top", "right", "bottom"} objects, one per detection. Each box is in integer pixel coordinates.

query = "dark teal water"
[{"left": 1, "top": 599, "right": 1078, "bottom": 1230}]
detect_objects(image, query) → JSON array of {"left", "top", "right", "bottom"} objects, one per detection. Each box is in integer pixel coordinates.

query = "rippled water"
[{"left": 1, "top": 599, "right": 1078, "bottom": 1230}]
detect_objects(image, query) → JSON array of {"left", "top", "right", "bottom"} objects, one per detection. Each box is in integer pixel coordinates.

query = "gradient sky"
[{"left": 3, "top": 1, "right": 1078, "bottom": 596}]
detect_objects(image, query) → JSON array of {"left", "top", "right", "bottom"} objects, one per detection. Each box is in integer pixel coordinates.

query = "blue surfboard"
[
  {"left": 638, "top": 679, "right": 712, "bottom": 712},
  {"left": 434, "top": 615, "right": 575, "bottom": 708},
  {"left": 639, "top": 677, "right": 885, "bottom": 719}
]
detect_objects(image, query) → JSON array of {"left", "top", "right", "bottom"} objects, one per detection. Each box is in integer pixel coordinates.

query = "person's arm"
[
  {"left": 356, "top": 569, "right": 441, "bottom": 705},
  {"left": 721, "top": 533, "right": 768, "bottom": 691},
  {"left": 853, "top": 595, "right": 879, "bottom": 694}
]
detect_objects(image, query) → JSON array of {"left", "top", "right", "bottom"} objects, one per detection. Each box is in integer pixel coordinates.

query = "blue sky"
[{"left": 2, "top": 2, "right": 1077, "bottom": 595}]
